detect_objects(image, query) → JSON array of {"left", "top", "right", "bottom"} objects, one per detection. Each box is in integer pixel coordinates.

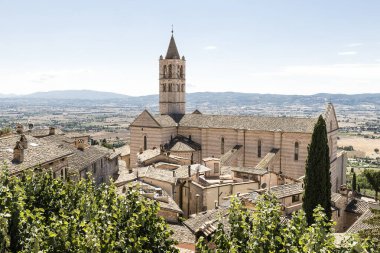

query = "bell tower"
[{"left": 159, "top": 31, "right": 186, "bottom": 116}]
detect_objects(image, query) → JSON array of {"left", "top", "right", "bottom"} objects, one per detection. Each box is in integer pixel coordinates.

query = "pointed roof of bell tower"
[{"left": 165, "top": 28, "right": 180, "bottom": 59}]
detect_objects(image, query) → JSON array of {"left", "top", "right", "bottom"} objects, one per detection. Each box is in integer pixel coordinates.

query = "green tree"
[
  {"left": 0, "top": 169, "right": 177, "bottom": 253},
  {"left": 196, "top": 194, "right": 373, "bottom": 252},
  {"left": 303, "top": 115, "right": 332, "bottom": 225},
  {"left": 352, "top": 172, "right": 357, "bottom": 192},
  {"left": 360, "top": 208, "right": 380, "bottom": 248},
  {"left": 363, "top": 170, "right": 380, "bottom": 201}
]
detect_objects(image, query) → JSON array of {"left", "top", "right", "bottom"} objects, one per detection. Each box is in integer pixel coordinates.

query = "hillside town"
[{"left": 1, "top": 33, "right": 379, "bottom": 252}]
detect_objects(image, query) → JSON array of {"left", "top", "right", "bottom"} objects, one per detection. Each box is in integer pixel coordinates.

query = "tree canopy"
[
  {"left": 0, "top": 169, "right": 178, "bottom": 253},
  {"left": 303, "top": 115, "right": 332, "bottom": 225},
  {"left": 196, "top": 194, "right": 375, "bottom": 252},
  {"left": 363, "top": 170, "right": 380, "bottom": 201}
]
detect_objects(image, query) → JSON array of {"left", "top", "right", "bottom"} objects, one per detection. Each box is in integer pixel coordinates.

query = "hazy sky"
[{"left": 0, "top": 0, "right": 379, "bottom": 95}]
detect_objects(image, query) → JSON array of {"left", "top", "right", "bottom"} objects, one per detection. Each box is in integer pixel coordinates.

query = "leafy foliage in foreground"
[
  {"left": 197, "top": 194, "right": 376, "bottom": 252},
  {"left": 360, "top": 208, "right": 380, "bottom": 249},
  {"left": 0, "top": 169, "right": 177, "bottom": 253}
]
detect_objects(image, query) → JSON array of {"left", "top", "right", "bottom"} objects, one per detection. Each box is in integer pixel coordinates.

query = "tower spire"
[{"left": 171, "top": 24, "right": 174, "bottom": 35}]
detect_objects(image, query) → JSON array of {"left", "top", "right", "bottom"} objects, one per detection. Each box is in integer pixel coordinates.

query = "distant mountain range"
[{"left": 1, "top": 90, "right": 380, "bottom": 107}]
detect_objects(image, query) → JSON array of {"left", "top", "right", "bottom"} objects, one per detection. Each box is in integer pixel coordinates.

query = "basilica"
[{"left": 130, "top": 33, "right": 345, "bottom": 194}]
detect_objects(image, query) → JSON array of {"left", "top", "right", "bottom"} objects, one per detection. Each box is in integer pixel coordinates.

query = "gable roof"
[
  {"left": 165, "top": 35, "right": 180, "bottom": 59},
  {"left": 130, "top": 110, "right": 161, "bottom": 128},
  {"left": 0, "top": 134, "right": 73, "bottom": 174},
  {"left": 270, "top": 183, "right": 303, "bottom": 199},
  {"left": 178, "top": 114, "right": 318, "bottom": 133}
]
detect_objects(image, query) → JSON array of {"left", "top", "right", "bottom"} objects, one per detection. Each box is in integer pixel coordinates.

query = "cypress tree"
[
  {"left": 303, "top": 115, "right": 332, "bottom": 225},
  {"left": 352, "top": 172, "right": 357, "bottom": 192}
]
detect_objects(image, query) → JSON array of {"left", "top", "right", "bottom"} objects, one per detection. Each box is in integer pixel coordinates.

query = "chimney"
[
  {"left": 49, "top": 127, "right": 56, "bottom": 135},
  {"left": 172, "top": 170, "right": 176, "bottom": 177},
  {"left": 16, "top": 124, "right": 23, "bottom": 134},
  {"left": 20, "top": 134, "right": 28, "bottom": 149},
  {"left": 76, "top": 139, "right": 85, "bottom": 151},
  {"left": 13, "top": 141, "right": 24, "bottom": 163}
]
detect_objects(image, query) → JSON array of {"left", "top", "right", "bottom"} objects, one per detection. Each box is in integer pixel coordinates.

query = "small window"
[
  {"left": 292, "top": 194, "right": 300, "bottom": 203},
  {"left": 60, "top": 169, "right": 64, "bottom": 179},
  {"left": 258, "top": 140, "right": 262, "bottom": 158},
  {"left": 144, "top": 136, "right": 147, "bottom": 151},
  {"left": 294, "top": 142, "right": 299, "bottom": 161},
  {"left": 101, "top": 158, "right": 103, "bottom": 168},
  {"left": 221, "top": 137, "right": 225, "bottom": 155}
]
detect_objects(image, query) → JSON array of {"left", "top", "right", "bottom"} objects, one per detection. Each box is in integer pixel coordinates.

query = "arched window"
[
  {"left": 168, "top": 83, "right": 172, "bottom": 92},
  {"left": 294, "top": 142, "right": 299, "bottom": 161},
  {"left": 162, "top": 84, "right": 166, "bottom": 92},
  {"left": 257, "top": 140, "right": 262, "bottom": 158},
  {"left": 180, "top": 66, "right": 183, "bottom": 78},
  {"left": 163, "top": 65, "right": 167, "bottom": 78},
  {"left": 144, "top": 136, "right": 147, "bottom": 151},
  {"left": 181, "top": 84, "right": 185, "bottom": 92},
  {"left": 330, "top": 121, "right": 333, "bottom": 132},
  {"left": 221, "top": 137, "right": 225, "bottom": 155},
  {"left": 177, "top": 83, "right": 180, "bottom": 91},
  {"left": 168, "top": 64, "right": 172, "bottom": 78}
]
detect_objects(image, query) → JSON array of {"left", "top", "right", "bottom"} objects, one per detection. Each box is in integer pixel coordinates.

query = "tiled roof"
[
  {"left": 167, "top": 135, "right": 201, "bottom": 152},
  {"left": 0, "top": 134, "right": 73, "bottom": 174},
  {"left": 220, "top": 145, "right": 243, "bottom": 164},
  {"left": 165, "top": 35, "right": 180, "bottom": 59},
  {"left": 137, "top": 164, "right": 201, "bottom": 184},
  {"left": 331, "top": 192, "right": 342, "bottom": 203},
  {"left": 169, "top": 224, "right": 196, "bottom": 244},
  {"left": 183, "top": 208, "right": 229, "bottom": 234},
  {"left": 346, "top": 209, "right": 375, "bottom": 233},
  {"left": 26, "top": 128, "right": 64, "bottom": 137},
  {"left": 154, "top": 115, "right": 178, "bottom": 127},
  {"left": 137, "top": 149, "right": 161, "bottom": 163},
  {"left": 270, "top": 183, "right": 303, "bottom": 199},
  {"left": 178, "top": 114, "right": 318, "bottom": 133},
  {"left": 170, "top": 141, "right": 195, "bottom": 152},
  {"left": 115, "top": 145, "right": 130, "bottom": 156},
  {"left": 230, "top": 167, "right": 268, "bottom": 176},
  {"left": 114, "top": 166, "right": 137, "bottom": 187},
  {"left": 255, "top": 148, "right": 280, "bottom": 170},
  {"left": 67, "top": 145, "right": 115, "bottom": 172},
  {"left": 345, "top": 198, "right": 370, "bottom": 214},
  {"left": 43, "top": 135, "right": 118, "bottom": 173}
]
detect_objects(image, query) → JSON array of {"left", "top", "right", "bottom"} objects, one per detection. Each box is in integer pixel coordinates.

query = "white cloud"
[
  {"left": 203, "top": 46, "right": 217, "bottom": 50},
  {"left": 346, "top": 43, "right": 363, "bottom": 47},
  {"left": 338, "top": 51, "right": 357, "bottom": 56}
]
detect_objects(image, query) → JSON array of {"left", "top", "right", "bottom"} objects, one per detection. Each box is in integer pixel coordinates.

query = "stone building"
[
  {"left": 130, "top": 32, "right": 344, "bottom": 193},
  {"left": 0, "top": 134, "right": 72, "bottom": 178}
]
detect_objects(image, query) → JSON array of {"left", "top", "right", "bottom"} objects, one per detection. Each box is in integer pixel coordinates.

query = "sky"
[{"left": 0, "top": 0, "right": 379, "bottom": 96}]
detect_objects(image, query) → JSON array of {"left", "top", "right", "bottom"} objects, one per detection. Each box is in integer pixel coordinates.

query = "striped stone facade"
[{"left": 129, "top": 34, "right": 343, "bottom": 192}]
